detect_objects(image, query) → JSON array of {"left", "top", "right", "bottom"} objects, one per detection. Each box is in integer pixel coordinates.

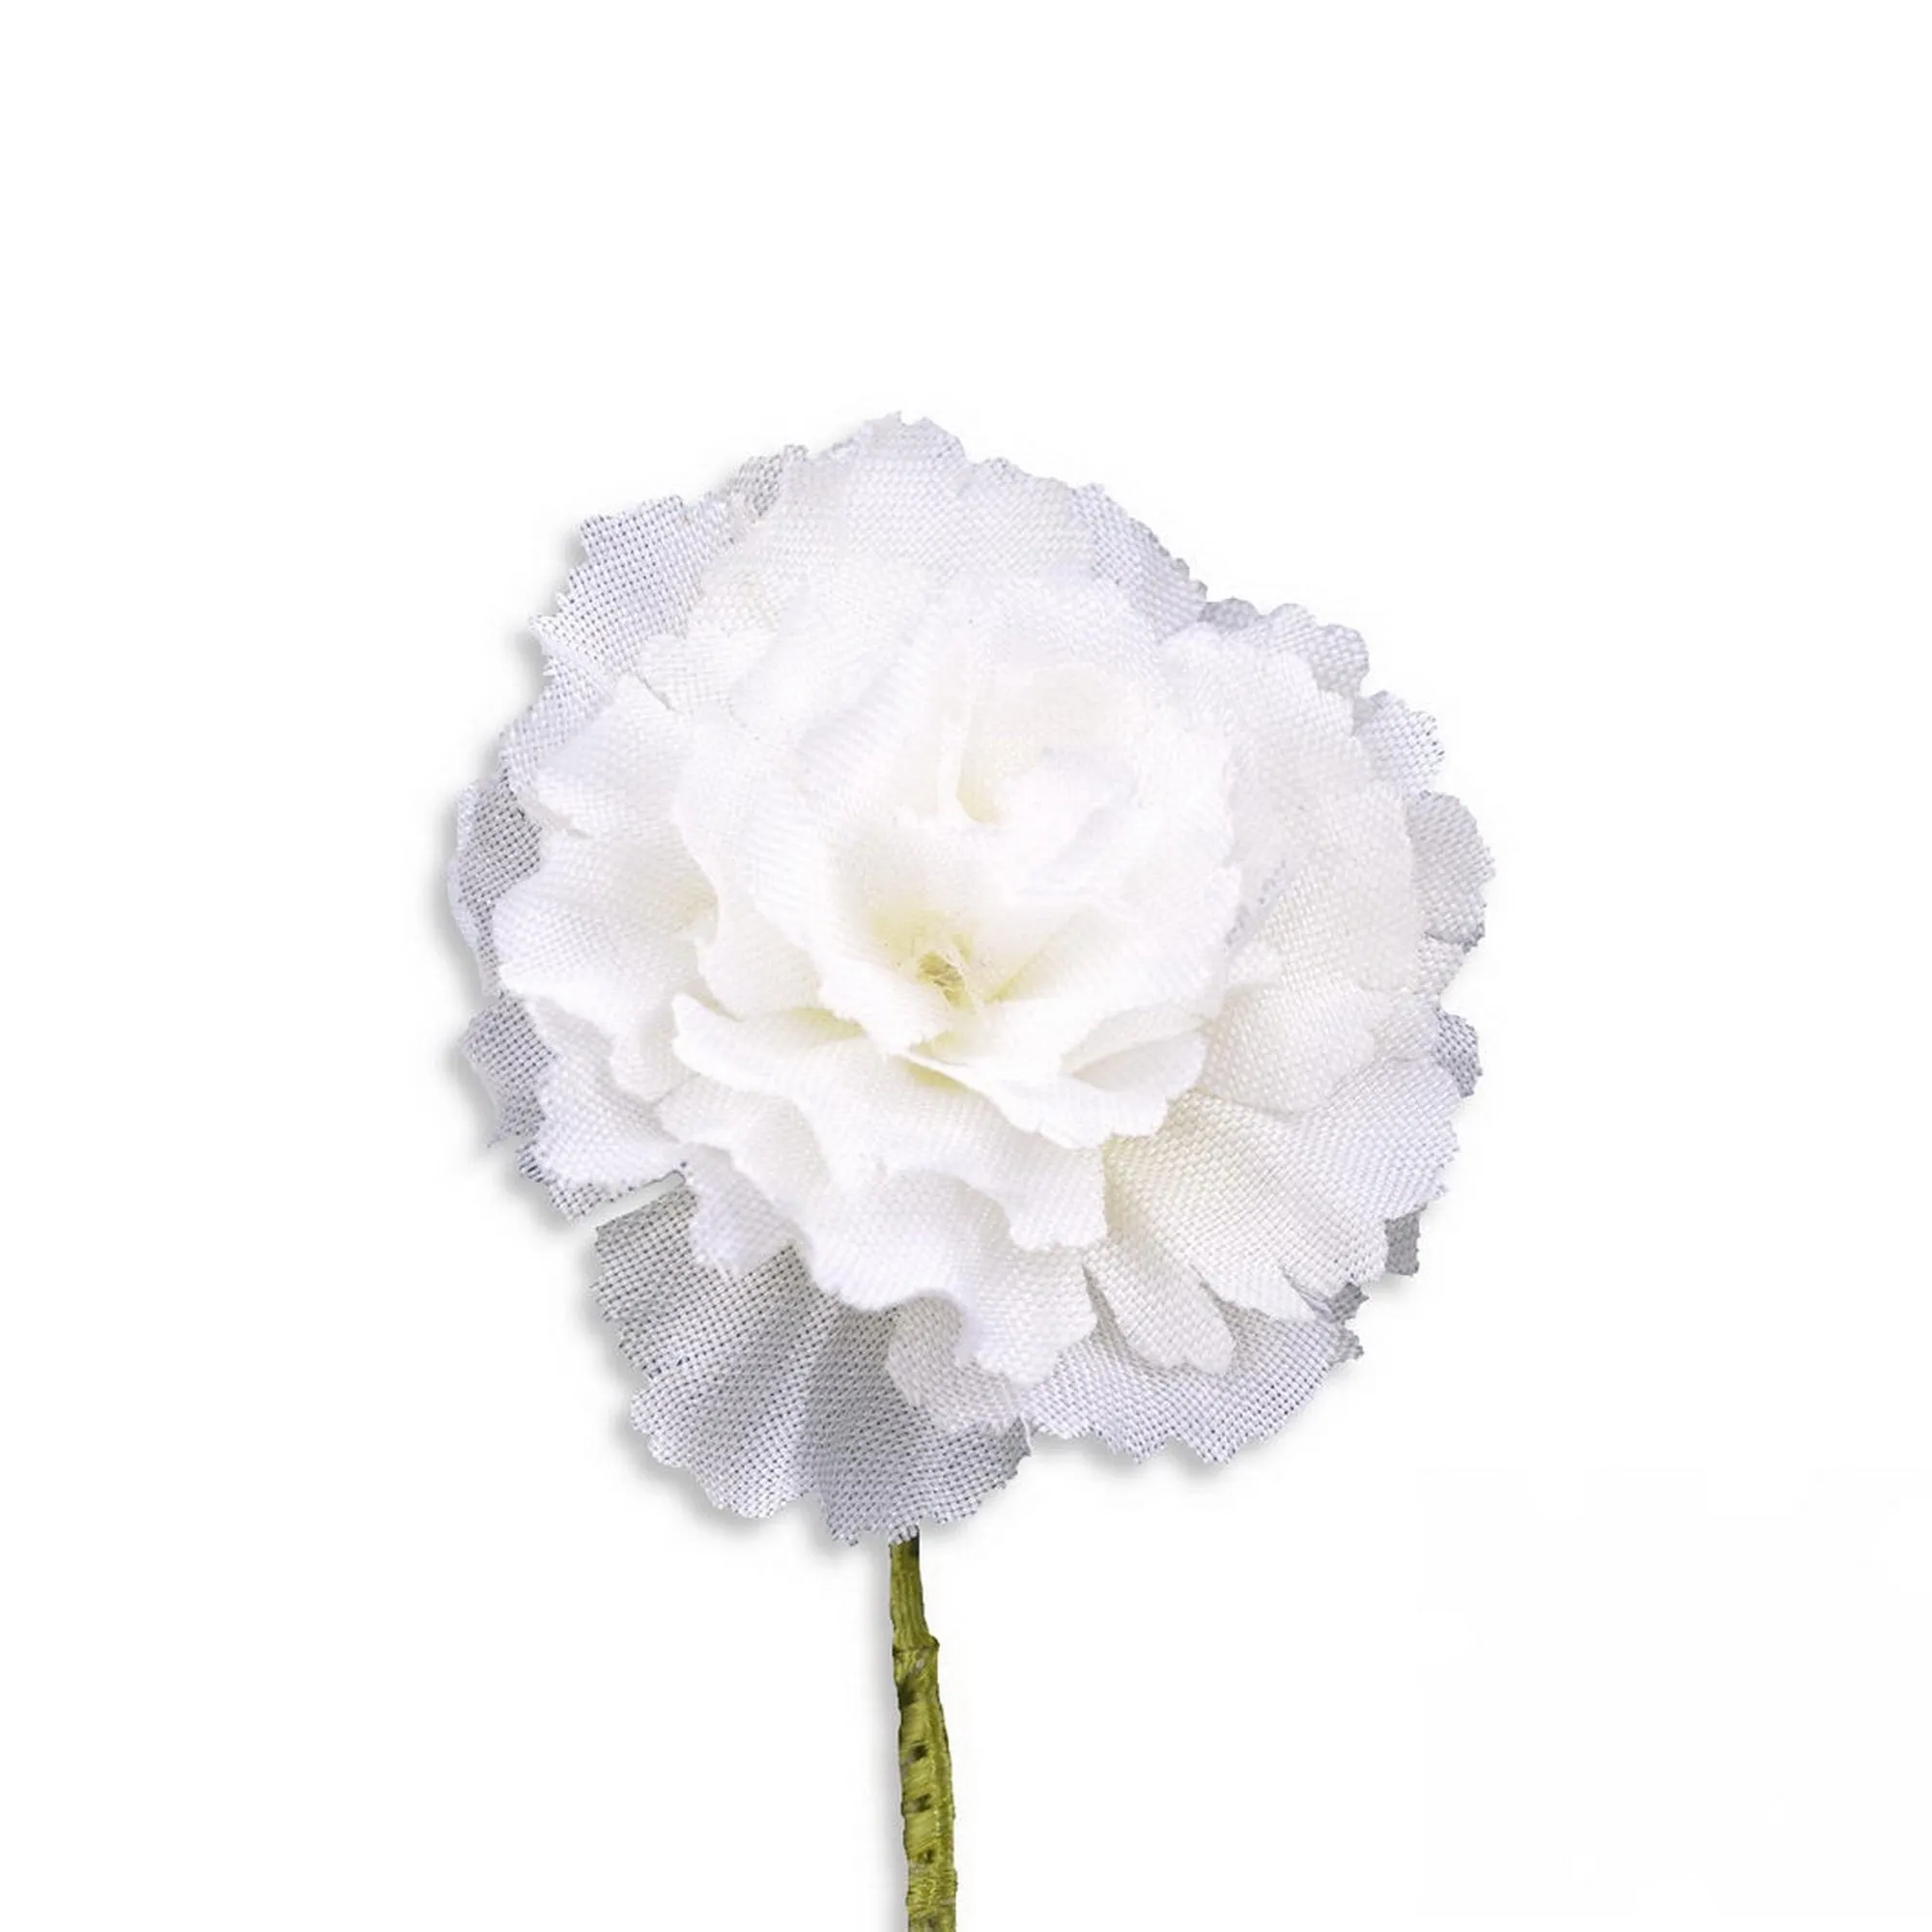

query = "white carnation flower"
[{"left": 451, "top": 418, "right": 1489, "bottom": 1538}]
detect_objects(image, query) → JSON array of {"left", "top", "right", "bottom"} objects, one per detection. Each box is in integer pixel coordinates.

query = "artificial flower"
[{"left": 451, "top": 418, "right": 1488, "bottom": 1538}]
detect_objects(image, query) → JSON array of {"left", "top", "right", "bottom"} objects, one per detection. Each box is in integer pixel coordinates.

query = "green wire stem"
[{"left": 889, "top": 1534, "right": 957, "bottom": 1931}]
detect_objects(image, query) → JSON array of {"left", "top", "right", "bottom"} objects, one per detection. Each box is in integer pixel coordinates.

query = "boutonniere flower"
[{"left": 452, "top": 418, "right": 1489, "bottom": 1924}]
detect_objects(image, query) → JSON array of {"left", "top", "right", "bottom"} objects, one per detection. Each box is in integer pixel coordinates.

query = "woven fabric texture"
[{"left": 451, "top": 418, "right": 1489, "bottom": 1538}]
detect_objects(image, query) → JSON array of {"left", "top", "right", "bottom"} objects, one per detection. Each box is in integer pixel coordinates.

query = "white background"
[{"left": 4, "top": 5, "right": 1929, "bottom": 1927}]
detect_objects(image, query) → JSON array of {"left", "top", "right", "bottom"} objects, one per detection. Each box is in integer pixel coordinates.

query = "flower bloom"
[{"left": 452, "top": 420, "right": 1489, "bottom": 1537}]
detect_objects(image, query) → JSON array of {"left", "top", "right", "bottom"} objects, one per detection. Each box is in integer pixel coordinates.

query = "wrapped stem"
[{"left": 889, "top": 1534, "right": 957, "bottom": 1931}]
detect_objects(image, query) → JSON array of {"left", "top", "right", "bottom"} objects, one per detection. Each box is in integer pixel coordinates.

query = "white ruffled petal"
[
  {"left": 1082, "top": 1223, "right": 1235, "bottom": 1373},
  {"left": 1107, "top": 1111, "right": 1312, "bottom": 1321},
  {"left": 1355, "top": 691, "right": 1441, "bottom": 798},
  {"left": 524, "top": 674, "right": 690, "bottom": 837},
  {"left": 1408, "top": 790, "right": 1492, "bottom": 952},
  {"left": 1227, "top": 1065, "right": 1461, "bottom": 1289},
  {"left": 1111, "top": 1065, "right": 1461, "bottom": 1306},
  {"left": 1200, "top": 599, "right": 1370, "bottom": 698},
  {"left": 1021, "top": 1301, "right": 1358, "bottom": 1463},
  {"left": 493, "top": 833, "right": 707, "bottom": 1100},
  {"left": 504, "top": 448, "right": 802, "bottom": 771},
  {"left": 883, "top": 1299, "right": 1026, "bottom": 1434},
  {"left": 1160, "top": 625, "right": 1372, "bottom": 918},
  {"left": 809, "top": 1175, "right": 1096, "bottom": 1385},
  {"left": 597, "top": 1189, "right": 1026, "bottom": 1540},
  {"left": 681, "top": 1147, "right": 794, "bottom": 1276},
  {"left": 655, "top": 1074, "right": 830, "bottom": 1229},
  {"left": 1073, "top": 482, "right": 1205, "bottom": 634},
  {"left": 525, "top": 1013, "right": 682, "bottom": 1192},
  {"left": 1198, "top": 781, "right": 1425, "bottom": 1114}
]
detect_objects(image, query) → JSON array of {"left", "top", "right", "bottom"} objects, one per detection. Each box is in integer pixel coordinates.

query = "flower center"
[{"left": 911, "top": 932, "right": 976, "bottom": 1011}]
